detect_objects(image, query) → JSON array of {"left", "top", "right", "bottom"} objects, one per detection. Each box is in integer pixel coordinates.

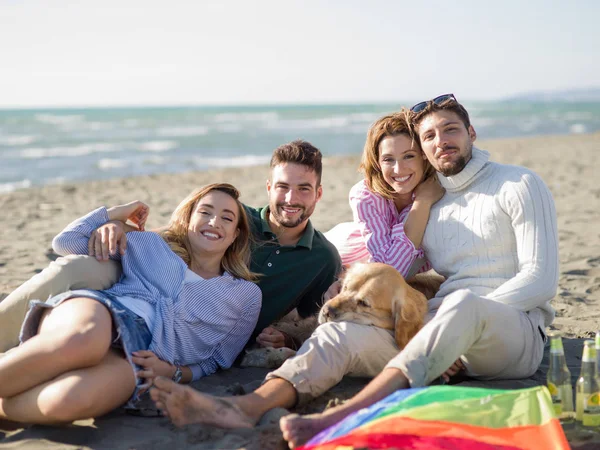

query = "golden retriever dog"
[
  {"left": 240, "top": 263, "right": 443, "bottom": 368},
  {"left": 319, "top": 263, "right": 439, "bottom": 349}
]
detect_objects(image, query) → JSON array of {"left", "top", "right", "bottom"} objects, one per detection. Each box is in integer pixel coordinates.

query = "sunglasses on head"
[{"left": 410, "top": 93, "right": 457, "bottom": 113}]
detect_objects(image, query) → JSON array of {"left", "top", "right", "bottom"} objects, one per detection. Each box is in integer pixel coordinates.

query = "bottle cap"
[
  {"left": 583, "top": 340, "right": 597, "bottom": 362},
  {"left": 550, "top": 334, "right": 564, "bottom": 353}
]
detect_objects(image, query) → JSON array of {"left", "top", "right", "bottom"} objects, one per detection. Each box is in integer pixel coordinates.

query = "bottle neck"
[{"left": 580, "top": 361, "right": 597, "bottom": 377}]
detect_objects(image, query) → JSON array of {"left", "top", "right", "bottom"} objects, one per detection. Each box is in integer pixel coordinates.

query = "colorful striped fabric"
[{"left": 299, "top": 386, "right": 569, "bottom": 450}]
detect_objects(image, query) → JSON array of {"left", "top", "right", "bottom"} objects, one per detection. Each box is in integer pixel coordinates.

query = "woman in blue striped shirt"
[{"left": 0, "top": 183, "right": 262, "bottom": 425}]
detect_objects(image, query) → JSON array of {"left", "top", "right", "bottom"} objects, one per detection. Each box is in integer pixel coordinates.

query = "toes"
[
  {"left": 280, "top": 413, "right": 299, "bottom": 432},
  {"left": 154, "top": 376, "right": 175, "bottom": 392}
]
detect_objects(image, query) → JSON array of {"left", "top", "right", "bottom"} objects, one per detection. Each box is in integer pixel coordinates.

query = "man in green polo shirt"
[
  {"left": 0, "top": 140, "right": 341, "bottom": 353},
  {"left": 244, "top": 140, "right": 341, "bottom": 347}
]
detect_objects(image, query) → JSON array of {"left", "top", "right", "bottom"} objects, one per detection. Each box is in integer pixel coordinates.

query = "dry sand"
[{"left": 1, "top": 133, "right": 600, "bottom": 449}]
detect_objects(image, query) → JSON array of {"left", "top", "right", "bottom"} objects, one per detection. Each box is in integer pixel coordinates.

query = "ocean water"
[{"left": 1, "top": 101, "right": 599, "bottom": 193}]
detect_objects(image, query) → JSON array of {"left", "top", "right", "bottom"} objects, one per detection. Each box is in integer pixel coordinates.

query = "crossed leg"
[
  {"left": 0, "top": 349, "right": 135, "bottom": 424},
  {"left": 0, "top": 296, "right": 135, "bottom": 423}
]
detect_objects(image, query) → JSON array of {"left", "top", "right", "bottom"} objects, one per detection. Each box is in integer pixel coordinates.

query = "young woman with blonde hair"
[
  {"left": 326, "top": 110, "right": 444, "bottom": 277},
  {"left": 0, "top": 183, "right": 261, "bottom": 424}
]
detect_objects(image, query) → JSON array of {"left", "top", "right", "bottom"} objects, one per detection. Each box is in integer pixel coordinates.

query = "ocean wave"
[
  {"left": 19, "top": 142, "right": 123, "bottom": 159},
  {"left": 264, "top": 116, "right": 351, "bottom": 130},
  {"left": 156, "top": 126, "right": 209, "bottom": 137},
  {"left": 142, "top": 155, "right": 168, "bottom": 165},
  {"left": 136, "top": 141, "right": 178, "bottom": 152},
  {"left": 35, "top": 114, "right": 85, "bottom": 125},
  {"left": 348, "top": 112, "right": 383, "bottom": 122},
  {"left": 0, "top": 179, "right": 32, "bottom": 193},
  {"left": 216, "top": 123, "right": 243, "bottom": 133},
  {"left": 97, "top": 158, "right": 130, "bottom": 170},
  {"left": 570, "top": 123, "right": 587, "bottom": 134},
  {"left": 19, "top": 143, "right": 123, "bottom": 159},
  {"left": 213, "top": 112, "right": 279, "bottom": 123},
  {"left": 0, "top": 134, "right": 37, "bottom": 146},
  {"left": 194, "top": 154, "right": 270, "bottom": 169}
]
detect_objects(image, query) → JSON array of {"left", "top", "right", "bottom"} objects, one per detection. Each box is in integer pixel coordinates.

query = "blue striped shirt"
[{"left": 52, "top": 207, "right": 262, "bottom": 381}]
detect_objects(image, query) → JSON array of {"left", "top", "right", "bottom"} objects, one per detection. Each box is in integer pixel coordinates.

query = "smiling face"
[
  {"left": 187, "top": 190, "right": 240, "bottom": 256},
  {"left": 267, "top": 162, "right": 323, "bottom": 229},
  {"left": 416, "top": 110, "right": 477, "bottom": 176},
  {"left": 378, "top": 134, "right": 427, "bottom": 197}
]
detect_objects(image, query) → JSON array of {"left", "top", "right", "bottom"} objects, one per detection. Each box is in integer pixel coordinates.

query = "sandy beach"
[{"left": 1, "top": 132, "right": 600, "bottom": 449}]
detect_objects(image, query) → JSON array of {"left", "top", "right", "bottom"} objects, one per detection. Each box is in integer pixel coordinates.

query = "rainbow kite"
[{"left": 299, "top": 385, "right": 569, "bottom": 450}]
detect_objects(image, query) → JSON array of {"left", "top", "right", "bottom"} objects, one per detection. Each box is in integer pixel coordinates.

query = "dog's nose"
[{"left": 322, "top": 304, "right": 337, "bottom": 319}]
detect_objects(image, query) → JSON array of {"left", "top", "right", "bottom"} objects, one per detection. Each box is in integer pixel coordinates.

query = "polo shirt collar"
[{"left": 259, "top": 206, "right": 314, "bottom": 249}]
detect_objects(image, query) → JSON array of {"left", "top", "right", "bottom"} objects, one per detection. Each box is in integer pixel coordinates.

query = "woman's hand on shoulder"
[
  {"left": 413, "top": 176, "right": 445, "bottom": 207},
  {"left": 107, "top": 200, "right": 149, "bottom": 231},
  {"left": 88, "top": 220, "right": 128, "bottom": 260},
  {"left": 132, "top": 350, "right": 175, "bottom": 394}
]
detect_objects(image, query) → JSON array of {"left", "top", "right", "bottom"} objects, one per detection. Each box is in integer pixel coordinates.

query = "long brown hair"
[
  {"left": 360, "top": 109, "right": 434, "bottom": 200},
  {"left": 160, "top": 183, "right": 258, "bottom": 281}
]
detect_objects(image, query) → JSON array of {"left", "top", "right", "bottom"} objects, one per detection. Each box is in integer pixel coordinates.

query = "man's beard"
[
  {"left": 439, "top": 155, "right": 469, "bottom": 176},
  {"left": 269, "top": 202, "right": 315, "bottom": 228},
  {"left": 437, "top": 143, "right": 472, "bottom": 177}
]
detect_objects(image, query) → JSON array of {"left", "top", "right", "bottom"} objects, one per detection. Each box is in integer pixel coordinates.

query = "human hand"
[
  {"left": 88, "top": 220, "right": 128, "bottom": 260},
  {"left": 256, "top": 327, "right": 288, "bottom": 348},
  {"left": 441, "top": 358, "right": 466, "bottom": 383},
  {"left": 414, "top": 176, "right": 445, "bottom": 207},
  {"left": 322, "top": 280, "right": 342, "bottom": 303},
  {"left": 107, "top": 200, "right": 149, "bottom": 230},
  {"left": 132, "top": 350, "right": 175, "bottom": 394}
]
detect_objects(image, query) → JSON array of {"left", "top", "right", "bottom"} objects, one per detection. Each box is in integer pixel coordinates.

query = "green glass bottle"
[
  {"left": 576, "top": 340, "right": 600, "bottom": 426},
  {"left": 547, "top": 332, "right": 574, "bottom": 418},
  {"left": 595, "top": 331, "right": 600, "bottom": 375}
]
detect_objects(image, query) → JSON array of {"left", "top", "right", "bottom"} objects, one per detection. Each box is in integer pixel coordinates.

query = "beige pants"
[
  {"left": 268, "top": 289, "right": 546, "bottom": 405},
  {"left": 0, "top": 255, "right": 121, "bottom": 352}
]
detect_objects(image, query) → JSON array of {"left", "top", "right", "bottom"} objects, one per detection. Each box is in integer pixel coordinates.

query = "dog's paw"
[{"left": 239, "top": 347, "right": 297, "bottom": 369}]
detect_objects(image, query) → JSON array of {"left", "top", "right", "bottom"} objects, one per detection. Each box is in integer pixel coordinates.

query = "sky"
[{"left": 0, "top": 0, "right": 598, "bottom": 108}]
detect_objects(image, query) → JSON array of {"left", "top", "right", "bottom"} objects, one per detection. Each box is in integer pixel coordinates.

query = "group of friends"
[{"left": 0, "top": 95, "right": 559, "bottom": 449}]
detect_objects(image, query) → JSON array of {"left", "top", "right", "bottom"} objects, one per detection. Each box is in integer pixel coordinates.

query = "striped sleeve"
[
  {"left": 51, "top": 207, "right": 119, "bottom": 258},
  {"left": 187, "top": 281, "right": 262, "bottom": 381},
  {"left": 350, "top": 183, "right": 425, "bottom": 277}
]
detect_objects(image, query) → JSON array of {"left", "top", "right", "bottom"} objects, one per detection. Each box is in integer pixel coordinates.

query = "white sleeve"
[{"left": 485, "top": 170, "right": 559, "bottom": 310}]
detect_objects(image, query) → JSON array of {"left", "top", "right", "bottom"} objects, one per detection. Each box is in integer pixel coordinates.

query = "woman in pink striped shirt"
[{"left": 326, "top": 110, "right": 444, "bottom": 277}]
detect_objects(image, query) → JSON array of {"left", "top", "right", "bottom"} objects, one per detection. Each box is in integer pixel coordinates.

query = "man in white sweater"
[{"left": 151, "top": 95, "right": 558, "bottom": 446}]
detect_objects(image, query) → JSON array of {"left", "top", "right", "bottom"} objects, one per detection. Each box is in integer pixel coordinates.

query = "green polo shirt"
[{"left": 244, "top": 205, "right": 342, "bottom": 335}]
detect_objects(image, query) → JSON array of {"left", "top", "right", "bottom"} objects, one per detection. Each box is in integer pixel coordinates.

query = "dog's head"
[{"left": 318, "top": 263, "right": 428, "bottom": 349}]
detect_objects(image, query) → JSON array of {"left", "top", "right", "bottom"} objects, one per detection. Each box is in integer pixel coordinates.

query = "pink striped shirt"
[{"left": 326, "top": 180, "right": 430, "bottom": 277}]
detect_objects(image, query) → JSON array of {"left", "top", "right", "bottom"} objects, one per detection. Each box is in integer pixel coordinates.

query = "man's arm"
[{"left": 485, "top": 170, "right": 559, "bottom": 310}]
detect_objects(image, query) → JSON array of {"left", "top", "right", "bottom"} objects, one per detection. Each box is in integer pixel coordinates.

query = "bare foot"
[
  {"left": 280, "top": 412, "right": 340, "bottom": 449},
  {"left": 150, "top": 377, "right": 254, "bottom": 428}
]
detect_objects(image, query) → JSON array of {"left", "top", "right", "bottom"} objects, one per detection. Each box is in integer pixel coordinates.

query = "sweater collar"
[{"left": 436, "top": 147, "right": 490, "bottom": 192}]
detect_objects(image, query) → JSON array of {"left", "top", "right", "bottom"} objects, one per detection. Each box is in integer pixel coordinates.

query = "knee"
[
  {"left": 311, "top": 321, "right": 349, "bottom": 344},
  {"left": 38, "top": 383, "right": 96, "bottom": 423},
  {"left": 438, "top": 289, "right": 481, "bottom": 313}
]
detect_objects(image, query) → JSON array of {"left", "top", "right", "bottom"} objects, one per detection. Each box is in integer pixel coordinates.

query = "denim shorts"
[{"left": 20, "top": 289, "right": 152, "bottom": 407}]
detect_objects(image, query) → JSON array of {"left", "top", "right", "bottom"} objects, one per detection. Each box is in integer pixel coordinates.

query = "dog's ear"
[{"left": 392, "top": 284, "right": 428, "bottom": 349}]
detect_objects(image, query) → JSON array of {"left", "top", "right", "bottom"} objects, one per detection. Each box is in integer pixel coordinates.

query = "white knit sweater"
[{"left": 422, "top": 148, "right": 558, "bottom": 328}]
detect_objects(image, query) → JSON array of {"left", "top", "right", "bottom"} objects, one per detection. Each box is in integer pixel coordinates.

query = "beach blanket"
[{"left": 299, "top": 385, "right": 569, "bottom": 450}]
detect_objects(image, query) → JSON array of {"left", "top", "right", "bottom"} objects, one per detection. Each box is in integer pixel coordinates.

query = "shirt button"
[
  {"left": 276, "top": 250, "right": 280, "bottom": 254},
  {"left": 268, "top": 262, "right": 272, "bottom": 267}
]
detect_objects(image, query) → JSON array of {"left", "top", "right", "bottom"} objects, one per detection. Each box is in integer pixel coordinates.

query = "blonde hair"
[
  {"left": 160, "top": 183, "right": 258, "bottom": 282},
  {"left": 360, "top": 109, "right": 434, "bottom": 200}
]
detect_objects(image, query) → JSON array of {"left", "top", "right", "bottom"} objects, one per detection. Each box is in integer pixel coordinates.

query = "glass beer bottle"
[
  {"left": 576, "top": 340, "right": 600, "bottom": 426},
  {"left": 547, "top": 332, "right": 574, "bottom": 418}
]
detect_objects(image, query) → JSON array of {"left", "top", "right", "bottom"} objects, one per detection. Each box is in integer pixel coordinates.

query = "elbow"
[{"left": 51, "top": 235, "right": 67, "bottom": 256}]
